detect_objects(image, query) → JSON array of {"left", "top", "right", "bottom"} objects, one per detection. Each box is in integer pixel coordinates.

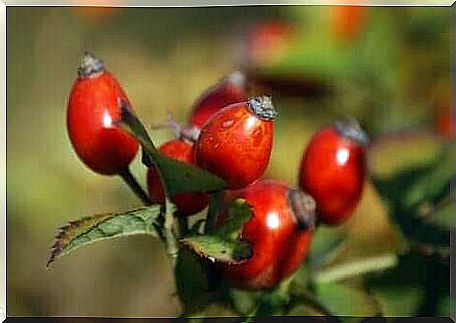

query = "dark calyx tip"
[
  {"left": 334, "top": 117, "right": 369, "bottom": 146},
  {"left": 247, "top": 95, "right": 277, "bottom": 121},
  {"left": 77, "top": 52, "right": 105, "bottom": 78},
  {"left": 225, "top": 71, "right": 246, "bottom": 88},
  {"left": 288, "top": 189, "right": 316, "bottom": 231}
]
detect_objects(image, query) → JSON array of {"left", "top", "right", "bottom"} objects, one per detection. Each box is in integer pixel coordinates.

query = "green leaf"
[
  {"left": 152, "top": 153, "right": 227, "bottom": 196},
  {"left": 229, "top": 289, "right": 260, "bottom": 316},
  {"left": 406, "top": 215, "right": 450, "bottom": 249},
  {"left": 47, "top": 205, "right": 163, "bottom": 267},
  {"left": 259, "top": 29, "right": 353, "bottom": 81},
  {"left": 314, "top": 253, "right": 398, "bottom": 284},
  {"left": 289, "top": 264, "right": 311, "bottom": 293},
  {"left": 371, "top": 144, "right": 454, "bottom": 252},
  {"left": 287, "top": 304, "right": 326, "bottom": 316},
  {"left": 288, "top": 283, "right": 333, "bottom": 316},
  {"left": 364, "top": 252, "right": 427, "bottom": 316},
  {"left": 175, "top": 247, "right": 211, "bottom": 315},
  {"left": 116, "top": 99, "right": 158, "bottom": 153},
  {"left": 250, "top": 278, "right": 295, "bottom": 318},
  {"left": 254, "top": 294, "right": 287, "bottom": 317},
  {"left": 189, "top": 219, "right": 206, "bottom": 235},
  {"left": 371, "top": 164, "right": 435, "bottom": 213},
  {"left": 436, "top": 296, "right": 454, "bottom": 317},
  {"left": 181, "top": 235, "right": 252, "bottom": 264},
  {"left": 426, "top": 204, "right": 456, "bottom": 230},
  {"left": 307, "top": 225, "right": 347, "bottom": 269},
  {"left": 315, "top": 282, "right": 382, "bottom": 316},
  {"left": 186, "top": 302, "right": 240, "bottom": 320},
  {"left": 118, "top": 103, "right": 227, "bottom": 197},
  {"left": 403, "top": 143, "right": 456, "bottom": 210},
  {"left": 212, "top": 198, "right": 252, "bottom": 240},
  {"left": 203, "top": 191, "right": 224, "bottom": 233},
  {"left": 371, "top": 285, "right": 424, "bottom": 317},
  {"left": 181, "top": 199, "right": 253, "bottom": 264}
]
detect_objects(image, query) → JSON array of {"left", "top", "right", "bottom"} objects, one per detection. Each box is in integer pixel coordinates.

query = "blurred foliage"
[{"left": 7, "top": 5, "right": 452, "bottom": 318}]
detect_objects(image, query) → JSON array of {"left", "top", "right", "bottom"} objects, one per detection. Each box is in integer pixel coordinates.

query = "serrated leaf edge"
[
  {"left": 180, "top": 236, "right": 249, "bottom": 265},
  {"left": 46, "top": 206, "right": 161, "bottom": 268}
]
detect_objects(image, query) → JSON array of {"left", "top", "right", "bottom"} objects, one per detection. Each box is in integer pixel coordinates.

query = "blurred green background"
[{"left": 7, "top": 6, "right": 451, "bottom": 317}]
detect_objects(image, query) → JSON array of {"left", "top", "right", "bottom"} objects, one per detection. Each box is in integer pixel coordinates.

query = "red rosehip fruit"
[
  {"left": 299, "top": 118, "right": 369, "bottom": 225},
  {"left": 331, "top": 5, "right": 366, "bottom": 43},
  {"left": 189, "top": 71, "right": 248, "bottom": 129},
  {"left": 217, "top": 179, "right": 315, "bottom": 290},
  {"left": 248, "top": 21, "right": 294, "bottom": 66},
  {"left": 436, "top": 107, "right": 455, "bottom": 139},
  {"left": 67, "top": 52, "right": 139, "bottom": 175},
  {"left": 147, "top": 139, "right": 209, "bottom": 216},
  {"left": 195, "top": 96, "right": 276, "bottom": 190}
]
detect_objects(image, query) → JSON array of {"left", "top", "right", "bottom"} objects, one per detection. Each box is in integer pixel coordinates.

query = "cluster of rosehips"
[{"left": 67, "top": 53, "right": 368, "bottom": 290}]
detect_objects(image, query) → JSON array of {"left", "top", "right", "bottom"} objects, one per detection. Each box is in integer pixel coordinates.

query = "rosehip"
[
  {"left": 195, "top": 96, "right": 276, "bottom": 190},
  {"left": 189, "top": 71, "right": 248, "bottom": 129},
  {"left": 298, "top": 118, "right": 369, "bottom": 225},
  {"left": 67, "top": 52, "right": 139, "bottom": 175},
  {"left": 331, "top": 5, "right": 366, "bottom": 43},
  {"left": 436, "top": 107, "right": 455, "bottom": 139},
  {"left": 147, "top": 139, "right": 209, "bottom": 216},
  {"left": 71, "top": 6, "right": 119, "bottom": 23},
  {"left": 217, "top": 179, "right": 315, "bottom": 290},
  {"left": 248, "top": 21, "right": 294, "bottom": 66}
]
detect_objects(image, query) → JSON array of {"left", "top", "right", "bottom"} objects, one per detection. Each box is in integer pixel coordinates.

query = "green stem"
[
  {"left": 119, "top": 168, "right": 152, "bottom": 206},
  {"left": 177, "top": 214, "right": 189, "bottom": 237},
  {"left": 289, "top": 285, "right": 333, "bottom": 316},
  {"left": 204, "top": 190, "right": 224, "bottom": 234},
  {"left": 164, "top": 199, "right": 179, "bottom": 267},
  {"left": 118, "top": 100, "right": 180, "bottom": 268},
  {"left": 314, "top": 253, "right": 398, "bottom": 284}
]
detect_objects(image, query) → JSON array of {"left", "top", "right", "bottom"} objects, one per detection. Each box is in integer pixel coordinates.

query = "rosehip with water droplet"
[
  {"left": 195, "top": 96, "right": 276, "bottom": 190},
  {"left": 147, "top": 139, "right": 209, "bottom": 216},
  {"left": 298, "top": 118, "right": 368, "bottom": 225},
  {"left": 67, "top": 52, "right": 139, "bottom": 175},
  {"left": 216, "top": 179, "right": 315, "bottom": 290}
]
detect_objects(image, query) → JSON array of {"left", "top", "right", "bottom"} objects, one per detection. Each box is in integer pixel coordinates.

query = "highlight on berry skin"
[
  {"left": 298, "top": 117, "right": 368, "bottom": 225},
  {"left": 34, "top": 8, "right": 449, "bottom": 318},
  {"left": 67, "top": 52, "right": 139, "bottom": 175}
]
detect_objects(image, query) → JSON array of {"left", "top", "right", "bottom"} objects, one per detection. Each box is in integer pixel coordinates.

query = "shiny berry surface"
[
  {"left": 299, "top": 119, "right": 368, "bottom": 225},
  {"left": 195, "top": 96, "right": 276, "bottom": 190},
  {"left": 189, "top": 71, "right": 248, "bottom": 129},
  {"left": 147, "top": 139, "right": 209, "bottom": 216},
  {"left": 67, "top": 53, "right": 139, "bottom": 175},
  {"left": 217, "top": 180, "right": 315, "bottom": 290}
]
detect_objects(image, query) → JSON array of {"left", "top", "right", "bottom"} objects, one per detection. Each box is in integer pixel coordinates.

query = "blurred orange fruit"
[
  {"left": 248, "top": 21, "right": 294, "bottom": 66},
  {"left": 71, "top": 1, "right": 123, "bottom": 23},
  {"left": 436, "top": 107, "right": 455, "bottom": 139},
  {"left": 330, "top": 5, "right": 366, "bottom": 43}
]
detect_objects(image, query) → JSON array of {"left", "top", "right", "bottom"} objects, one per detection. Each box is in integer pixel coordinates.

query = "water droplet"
[{"left": 222, "top": 119, "right": 235, "bottom": 128}]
